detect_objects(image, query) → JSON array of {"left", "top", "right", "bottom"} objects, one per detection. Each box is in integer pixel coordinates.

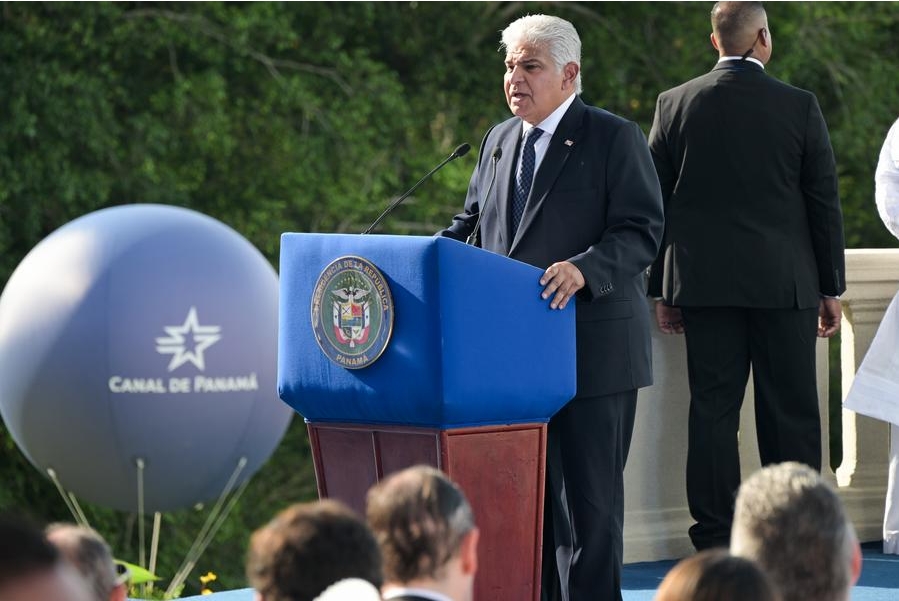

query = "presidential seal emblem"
[{"left": 310, "top": 256, "right": 394, "bottom": 369}]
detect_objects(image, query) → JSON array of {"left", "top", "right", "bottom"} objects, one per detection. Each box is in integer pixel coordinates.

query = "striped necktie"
[{"left": 511, "top": 127, "right": 544, "bottom": 234}]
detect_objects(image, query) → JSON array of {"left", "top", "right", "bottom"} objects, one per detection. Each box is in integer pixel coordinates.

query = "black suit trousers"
[
  {"left": 681, "top": 306, "right": 822, "bottom": 550},
  {"left": 541, "top": 390, "right": 637, "bottom": 601}
]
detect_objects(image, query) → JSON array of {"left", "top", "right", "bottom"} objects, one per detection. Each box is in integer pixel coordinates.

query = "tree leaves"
[{"left": 1, "top": 1, "right": 899, "bottom": 594}]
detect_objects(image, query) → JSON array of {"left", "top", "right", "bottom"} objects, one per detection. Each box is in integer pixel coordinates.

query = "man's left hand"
[{"left": 540, "top": 262, "right": 585, "bottom": 310}]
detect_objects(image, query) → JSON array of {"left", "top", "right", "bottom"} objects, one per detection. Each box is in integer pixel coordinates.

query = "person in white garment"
[{"left": 843, "top": 116, "right": 899, "bottom": 553}]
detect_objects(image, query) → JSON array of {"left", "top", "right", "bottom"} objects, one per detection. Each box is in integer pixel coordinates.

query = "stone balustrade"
[{"left": 623, "top": 248, "right": 899, "bottom": 562}]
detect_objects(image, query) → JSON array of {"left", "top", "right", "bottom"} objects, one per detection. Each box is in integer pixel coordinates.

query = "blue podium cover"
[{"left": 278, "top": 234, "right": 576, "bottom": 428}]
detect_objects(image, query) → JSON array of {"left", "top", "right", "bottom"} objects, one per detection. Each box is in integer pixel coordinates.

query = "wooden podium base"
[{"left": 307, "top": 421, "right": 547, "bottom": 601}]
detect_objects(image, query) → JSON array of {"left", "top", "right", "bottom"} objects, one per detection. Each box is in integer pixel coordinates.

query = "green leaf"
[{"left": 115, "top": 560, "right": 161, "bottom": 584}]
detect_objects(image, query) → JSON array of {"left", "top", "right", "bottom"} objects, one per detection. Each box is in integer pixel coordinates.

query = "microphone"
[
  {"left": 361, "top": 143, "right": 471, "bottom": 234},
  {"left": 466, "top": 147, "right": 503, "bottom": 246}
]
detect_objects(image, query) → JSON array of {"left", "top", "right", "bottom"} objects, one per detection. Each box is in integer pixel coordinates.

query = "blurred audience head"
[
  {"left": 0, "top": 513, "right": 91, "bottom": 601},
  {"left": 46, "top": 523, "right": 127, "bottom": 601},
  {"left": 366, "top": 465, "right": 479, "bottom": 601},
  {"left": 731, "top": 462, "right": 862, "bottom": 601},
  {"left": 654, "top": 548, "right": 780, "bottom": 601},
  {"left": 246, "top": 499, "right": 383, "bottom": 601}
]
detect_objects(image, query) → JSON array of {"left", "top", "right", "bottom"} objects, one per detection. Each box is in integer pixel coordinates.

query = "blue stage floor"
[
  {"left": 621, "top": 541, "right": 899, "bottom": 601},
  {"left": 168, "top": 542, "right": 899, "bottom": 601}
]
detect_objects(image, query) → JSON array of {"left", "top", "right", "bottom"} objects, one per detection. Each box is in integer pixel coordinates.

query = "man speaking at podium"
[{"left": 440, "top": 14, "right": 664, "bottom": 601}]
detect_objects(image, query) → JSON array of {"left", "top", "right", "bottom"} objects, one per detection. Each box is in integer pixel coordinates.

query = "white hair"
[
  {"left": 501, "top": 14, "right": 582, "bottom": 94},
  {"left": 731, "top": 462, "right": 856, "bottom": 601}
]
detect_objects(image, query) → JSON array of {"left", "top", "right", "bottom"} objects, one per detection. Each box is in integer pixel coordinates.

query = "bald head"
[{"left": 711, "top": 2, "right": 768, "bottom": 56}]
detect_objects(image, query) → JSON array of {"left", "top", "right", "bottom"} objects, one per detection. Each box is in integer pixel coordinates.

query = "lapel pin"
[{"left": 564, "top": 139, "right": 574, "bottom": 147}]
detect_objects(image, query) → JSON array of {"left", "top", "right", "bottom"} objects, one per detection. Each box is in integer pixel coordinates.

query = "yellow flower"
[{"left": 199, "top": 572, "right": 217, "bottom": 585}]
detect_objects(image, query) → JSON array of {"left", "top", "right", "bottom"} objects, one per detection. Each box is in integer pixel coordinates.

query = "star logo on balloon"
[{"left": 155, "top": 307, "right": 222, "bottom": 372}]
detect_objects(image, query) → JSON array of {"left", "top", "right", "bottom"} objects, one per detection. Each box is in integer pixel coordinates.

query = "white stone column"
[
  {"left": 624, "top": 329, "right": 694, "bottom": 562},
  {"left": 836, "top": 249, "right": 898, "bottom": 542}
]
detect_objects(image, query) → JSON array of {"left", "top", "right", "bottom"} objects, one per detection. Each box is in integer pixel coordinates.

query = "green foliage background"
[{"left": 1, "top": 1, "right": 898, "bottom": 595}]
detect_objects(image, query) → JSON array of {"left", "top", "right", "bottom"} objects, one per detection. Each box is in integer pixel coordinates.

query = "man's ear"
[
  {"left": 850, "top": 539, "right": 863, "bottom": 585},
  {"left": 460, "top": 528, "right": 480, "bottom": 576},
  {"left": 562, "top": 62, "right": 580, "bottom": 90},
  {"left": 710, "top": 32, "right": 720, "bottom": 51},
  {"left": 111, "top": 583, "right": 128, "bottom": 601}
]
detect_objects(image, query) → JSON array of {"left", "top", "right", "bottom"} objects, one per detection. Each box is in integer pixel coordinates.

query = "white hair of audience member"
[{"left": 730, "top": 462, "right": 861, "bottom": 601}]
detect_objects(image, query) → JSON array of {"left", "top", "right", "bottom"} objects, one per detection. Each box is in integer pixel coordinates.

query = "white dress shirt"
[
  {"left": 518, "top": 92, "right": 577, "bottom": 176},
  {"left": 382, "top": 586, "right": 453, "bottom": 601},
  {"left": 717, "top": 55, "right": 765, "bottom": 69}
]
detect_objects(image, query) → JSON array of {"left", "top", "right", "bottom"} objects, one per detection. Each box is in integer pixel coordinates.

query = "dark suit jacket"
[
  {"left": 441, "top": 96, "right": 664, "bottom": 398},
  {"left": 647, "top": 60, "right": 846, "bottom": 307}
]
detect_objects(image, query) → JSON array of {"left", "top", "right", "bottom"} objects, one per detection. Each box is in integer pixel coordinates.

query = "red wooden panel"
[
  {"left": 444, "top": 424, "right": 546, "bottom": 601},
  {"left": 308, "top": 425, "right": 378, "bottom": 516},
  {"left": 308, "top": 421, "right": 546, "bottom": 601},
  {"left": 375, "top": 429, "right": 441, "bottom": 477}
]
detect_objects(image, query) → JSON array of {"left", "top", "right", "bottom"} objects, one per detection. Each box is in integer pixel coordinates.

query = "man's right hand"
[
  {"left": 818, "top": 296, "right": 842, "bottom": 338},
  {"left": 655, "top": 301, "right": 685, "bottom": 335}
]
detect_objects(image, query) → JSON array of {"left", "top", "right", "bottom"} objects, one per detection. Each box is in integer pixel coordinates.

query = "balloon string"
[
  {"left": 67, "top": 491, "right": 90, "bottom": 527},
  {"left": 165, "top": 456, "right": 248, "bottom": 598},
  {"left": 171, "top": 475, "right": 251, "bottom": 596},
  {"left": 46, "top": 468, "right": 87, "bottom": 527},
  {"left": 146, "top": 512, "right": 162, "bottom": 595},
  {"left": 135, "top": 457, "right": 146, "bottom": 572}
]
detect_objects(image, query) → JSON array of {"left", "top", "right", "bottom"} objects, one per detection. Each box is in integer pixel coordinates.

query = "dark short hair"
[
  {"left": 246, "top": 499, "right": 383, "bottom": 601},
  {"left": 711, "top": 2, "right": 766, "bottom": 53},
  {"left": 366, "top": 465, "right": 475, "bottom": 583}
]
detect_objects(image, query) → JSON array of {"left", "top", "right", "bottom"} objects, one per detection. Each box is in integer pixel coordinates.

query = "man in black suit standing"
[
  {"left": 647, "top": 2, "right": 846, "bottom": 551},
  {"left": 441, "top": 14, "right": 664, "bottom": 601}
]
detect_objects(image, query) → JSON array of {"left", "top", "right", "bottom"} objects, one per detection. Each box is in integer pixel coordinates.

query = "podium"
[{"left": 278, "top": 233, "right": 576, "bottom": 601}]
